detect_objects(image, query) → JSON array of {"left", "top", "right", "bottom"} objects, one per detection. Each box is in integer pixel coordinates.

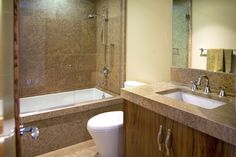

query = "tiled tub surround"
[
  {"left": 19, "top": 0, "right": 124, "bottom": 97},
  {"left": 20, "top": 97, "right": 123, "bottom": 157},
  {"left": 121, "top": 82, "right": 236, "bottom": 146},
  {"left": 19, "top": 0, "right": 97, "bottom": 97},
  {"left": 170, "top": 67, "right": 235, "bottom": 95}
]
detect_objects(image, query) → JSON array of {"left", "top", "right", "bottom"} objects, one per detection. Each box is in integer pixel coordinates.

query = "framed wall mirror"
[{"left": 172, "top": 0, "right": 236, "bottom": 73}]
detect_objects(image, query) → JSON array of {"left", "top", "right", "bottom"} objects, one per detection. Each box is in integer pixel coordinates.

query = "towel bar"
[{"left": 199, "top": 48, "right": 236, "bottom": 57}]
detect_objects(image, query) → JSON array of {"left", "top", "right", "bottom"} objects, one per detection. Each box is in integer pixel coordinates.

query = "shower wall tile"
[
  {"left": 45, "top": 19, "right": 75, "bottom": 56},
  {"left": 108, "top": 0, "right": 121, "bottom": 18},
  {"left": 20, "top": 0, "right": 97, "bottom": 97},
  {"left": 74, "top": 55, "right": 97, "bottom": 72},
  {"left": 80, "top": 20, "right": 97, "bottom": 54},
  {"left": 20, "top": 0, "right": 122, "bottom": 97},
  {"left": 95, "top": 0, "right": 122, "bottom": 94},
  {"left": 20, "top": 16, "right": 46, "bottom": 57},
  {"left": 108, "top": 17, "right": 121, "bottom": 50}
]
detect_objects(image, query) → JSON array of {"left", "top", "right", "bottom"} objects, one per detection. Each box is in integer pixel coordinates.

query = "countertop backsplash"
[{"left": 170, "top": 67, "right": 236, "bottom": 96}]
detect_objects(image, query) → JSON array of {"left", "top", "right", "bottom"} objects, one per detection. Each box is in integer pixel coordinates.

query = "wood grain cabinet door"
[
  {"left": 164, "top": 118, "right": 194, "bottom": 157},
  {"left": 163, "top": 117, "right": 236, "bottom": 157},
  {"left": 124, "top": 101, "right": 165, "bottom": 157}
]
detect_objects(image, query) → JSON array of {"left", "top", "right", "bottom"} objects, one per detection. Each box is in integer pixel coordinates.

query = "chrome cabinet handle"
[
  {"left": 165, "top": 129, "right": 171, "bottom": 156},
  {"left": 157, "top": 125, "right": 163, "bottom": 151}
]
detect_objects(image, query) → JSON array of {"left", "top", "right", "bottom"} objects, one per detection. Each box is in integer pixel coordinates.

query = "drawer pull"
[
  {"left": 157, "top": 125, "right": 163, "bottom": 151},
  {"left": 165, "top": 129, "right": 171, "bottom": 156}
]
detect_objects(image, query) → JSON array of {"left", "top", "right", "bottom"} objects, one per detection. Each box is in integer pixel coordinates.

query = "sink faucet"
[
  {"left": 191, "top": 75, "right": 211, "bottom": 94},
  {"left": 219, "top": 86, "right": 226, "bottom": 97},
  {"left": 190, "top": 80, "right": 198, "bottom": 91}
]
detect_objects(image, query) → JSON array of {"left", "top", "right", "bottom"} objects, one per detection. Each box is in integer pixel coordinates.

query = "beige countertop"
[{"left": 121, "top": 82, "right": 236, "bottom": 146}]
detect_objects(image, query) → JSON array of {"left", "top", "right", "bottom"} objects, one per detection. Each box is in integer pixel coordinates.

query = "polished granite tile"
[
  {"left": 19, "top": 0, "right": 97, "bottom": 97},
  {"left": 21, "top": 102, "right": 123, "bottom": 157},
  {"left": 19, "top": 0, "right": 124, "bottom": 97},
  {"left": 36, "top": 140, "right": 99, "bottom": 157},
  {"left": 170, "top": 67, "right": 235, "bottom": 95}
]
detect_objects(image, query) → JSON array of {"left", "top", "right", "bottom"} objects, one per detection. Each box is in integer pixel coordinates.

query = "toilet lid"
[{"left": 87, "top": 111, "right": 123, "bottom": 130}]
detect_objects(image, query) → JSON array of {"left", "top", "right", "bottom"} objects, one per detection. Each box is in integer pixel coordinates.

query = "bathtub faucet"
[{"left": 20, "top": 125, "right": 39, "bottom": 140}]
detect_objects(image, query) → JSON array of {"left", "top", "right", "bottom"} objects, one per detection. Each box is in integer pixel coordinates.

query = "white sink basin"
[{"left": 163, "top": 91, "right": 225, "bottom": 109}]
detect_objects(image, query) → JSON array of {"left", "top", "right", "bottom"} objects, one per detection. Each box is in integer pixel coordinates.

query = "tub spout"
[{"left": 20, "top": 125, "right": 39, "bottom": 140}]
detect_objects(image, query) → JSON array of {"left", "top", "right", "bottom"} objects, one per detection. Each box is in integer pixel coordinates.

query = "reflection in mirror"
[
  {"left": 172, "top": 0, "right": 236, "bottom": 73},
  {"left": 172, "top": 0, "right": 190, "bottom": 68}
]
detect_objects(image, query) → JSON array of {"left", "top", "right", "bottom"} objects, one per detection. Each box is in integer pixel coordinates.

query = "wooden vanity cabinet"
[{"left": 124, "top": 101, "right": 236, "bottom": 157}]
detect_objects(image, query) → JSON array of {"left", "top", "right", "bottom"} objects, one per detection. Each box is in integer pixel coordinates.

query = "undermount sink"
[{"left": 160, "top": 90, "right": 225, "bottom": 109}]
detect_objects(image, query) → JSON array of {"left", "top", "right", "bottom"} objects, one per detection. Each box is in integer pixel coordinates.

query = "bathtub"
[
  {"left": 20, "top": 88, "right": 123, "bottom": 157},
  {"left": 20, "top": 88, "right": 112, "bottom": 114}
]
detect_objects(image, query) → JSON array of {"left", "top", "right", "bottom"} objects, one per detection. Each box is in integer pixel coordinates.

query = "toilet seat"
[{"left": 87, "top": 111, "right": 123, "bottom": 131}]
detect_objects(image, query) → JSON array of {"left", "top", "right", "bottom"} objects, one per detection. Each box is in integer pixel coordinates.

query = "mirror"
[{"left": 172, "top": 0, "right": 236, "bottom": 73}]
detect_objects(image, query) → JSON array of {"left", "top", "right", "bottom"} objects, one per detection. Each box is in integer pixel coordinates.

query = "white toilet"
[
  {"left": 124, "top": 80, "right": 146, "bottom": 88},
  {"left": 87, "top": 111, "right": 123, "bottom": 157}
]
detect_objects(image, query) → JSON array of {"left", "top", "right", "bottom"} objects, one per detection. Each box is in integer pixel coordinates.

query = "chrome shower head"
[{"left": 87, "top": 14, "right": 98, "bottom": 19}]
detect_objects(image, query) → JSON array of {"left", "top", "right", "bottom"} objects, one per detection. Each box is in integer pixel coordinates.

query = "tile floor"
[{"left": 36, "top": 140, "right": 99, "bottom": 157}]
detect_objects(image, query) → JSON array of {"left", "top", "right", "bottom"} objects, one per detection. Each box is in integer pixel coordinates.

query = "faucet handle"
[
  {"left": 204, "top": 85, "right": 211, "bottom": 94},
  {"left": 20, "top": 125, "right": 40, "bottom": 140},
  {"left": 219, "top": 86, "right": 226, "bottom": 97},
  {"left": 190, "top": 80, "right": 198, "bottom": 91}
]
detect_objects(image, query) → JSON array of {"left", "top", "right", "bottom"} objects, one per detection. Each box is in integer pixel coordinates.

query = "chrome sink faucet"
[
  {"left": 219, "top": 86, "right": 226, "bottom": 97},
  {"left": 191, "top": 75, "right": 211, "bottom": 94}
]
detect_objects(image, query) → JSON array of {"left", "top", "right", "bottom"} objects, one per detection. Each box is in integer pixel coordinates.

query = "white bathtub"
[{"left": 20, "top": 88, "right": 112, "bottom": 114}]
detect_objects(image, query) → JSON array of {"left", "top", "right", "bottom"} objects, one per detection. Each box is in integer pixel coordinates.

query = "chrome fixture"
[
  {"left": 219, "top": 86, "right": 226, "bottom": 97},
  {"left": 197, "top": 75, "right": 211, "bottom": 94},
  {"left": 103, "top": 66, "right": 110, "bottom": 77},
  {"left": 20, "top": 125, "right": 39, "bottom": 140},
  {"left": 87, "top": 14, "right": 98, "bottom": 19},
  {"left": 190, "top": 80, "right": 198, "bottom": 91},
  {"left": 102, "top": 93, "right": 106, "bottom": 99},
  {"left": 191, "top": 75, "right": 211, "bottom": 94},
  {"left": 87, "top": 8, "right": 108, "bottom": 21}
]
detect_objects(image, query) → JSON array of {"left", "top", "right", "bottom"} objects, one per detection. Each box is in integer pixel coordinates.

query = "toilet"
[
  {"left": 87, "top": 111, "right": 123, "bottom": 157},
  {"left": 124, "top": 80, "right": 146, "bottom": 88}
]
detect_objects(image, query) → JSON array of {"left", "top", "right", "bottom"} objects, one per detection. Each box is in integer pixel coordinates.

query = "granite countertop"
[{"left": 121, "top": 82, "right": 236, "bottom": 146}]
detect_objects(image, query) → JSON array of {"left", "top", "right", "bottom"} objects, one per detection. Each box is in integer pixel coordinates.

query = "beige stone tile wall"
[
  {"left": 21, "top": 103, "right": 123, "bottom": 157},
  {"left": 170, "top": 67, "right": 236, "bottom": 95},
  {"left": 19, "top": 0, "right": 123, "bottom": 97},
  {"left": 19, "top": 0, "right": 97, "bottom": 97},
  {"left": 95, "top": 0, "right": 122, "bottom": 94}
]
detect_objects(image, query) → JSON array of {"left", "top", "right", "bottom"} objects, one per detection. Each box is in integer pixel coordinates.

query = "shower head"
[{"left": 87, "top": 14, "right": 98, "bottom": 19}]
